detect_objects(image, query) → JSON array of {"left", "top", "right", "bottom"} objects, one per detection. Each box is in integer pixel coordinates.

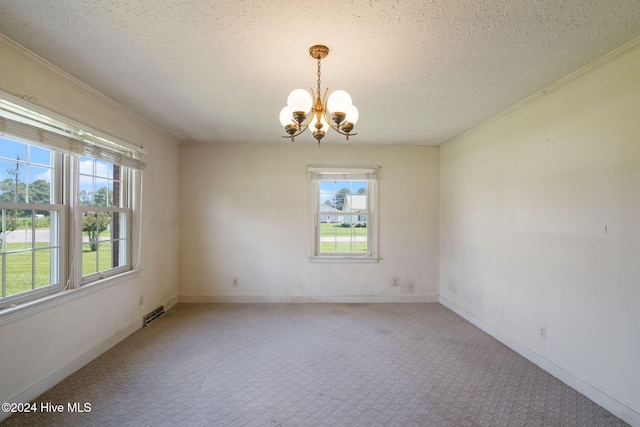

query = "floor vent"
[{"left": 143, "top": 306, "right": 165, "bottom": 326}]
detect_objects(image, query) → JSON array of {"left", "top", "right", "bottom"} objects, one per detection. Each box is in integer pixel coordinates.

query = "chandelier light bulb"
[
  {"left": 327, "top": 90, "right": 353, "bottom": 115},
  {"left": 279, "top": 106, "right": 294, "bottom": 127},
  {"left": 345, "top": 105, "right": 359, "bottom": 124},
  {"left": 287, "top": 89, "right": 313, "bottom": 114}
]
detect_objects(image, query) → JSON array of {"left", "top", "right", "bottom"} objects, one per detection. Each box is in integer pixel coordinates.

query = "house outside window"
[{"left": 309, "top": 165, "right": 379, "bottom": 263}]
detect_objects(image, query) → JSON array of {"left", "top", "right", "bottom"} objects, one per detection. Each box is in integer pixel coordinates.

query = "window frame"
[
  {"left": 75, "top": 157, "right": 133, "bottom": 284},
  {"left": 308, "top": 165, "right": 380, "bottom": 263},
  {"left": 0, "top": 90, "right": 145, "bottom": 312},
  {"left": 0, "top": 202, "right": 67, "bottom": 307}
]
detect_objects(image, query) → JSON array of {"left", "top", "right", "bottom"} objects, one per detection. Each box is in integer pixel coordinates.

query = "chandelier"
[{"left": 279, "top": 45, "right": 358, "bottom": 143}]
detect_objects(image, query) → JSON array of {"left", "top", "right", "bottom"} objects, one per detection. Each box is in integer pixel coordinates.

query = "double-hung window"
[
  {"left": 0, "top": 141, "right": 64, "bottom": 303},
  {"left": 78, "top": 157, "right": 131, "bottom": 281},
  {"left": 309, "top": 165, "right": 379, "bottom": 263},
  {"left": 0, "top": 90, "right": 145, "bottom": 310}
]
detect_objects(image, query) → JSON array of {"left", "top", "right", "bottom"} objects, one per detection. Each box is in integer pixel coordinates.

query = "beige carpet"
[{"left": 2, "top": 303, "right": 628, "bottom": 426}]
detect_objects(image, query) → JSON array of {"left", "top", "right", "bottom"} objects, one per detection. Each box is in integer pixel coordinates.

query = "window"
[
  {"left": 0, "top": 142, "right": 64, "bottom": 304},
  {"left": 78, "top": 157, "right": 130, "bottom": 281},
  {"left": 0, "top": 90, "right": 146, "bottom": 310},
  {"left": 309, "top": 165, "right": 379, "bottom": 263}
]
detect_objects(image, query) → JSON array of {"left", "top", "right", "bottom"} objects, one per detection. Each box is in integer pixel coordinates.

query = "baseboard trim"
[
  {"left": 439, "top": 296, "right": 640, "bottom": 427},
  {"left": 179, "top": 294, "right": 438, "bottom": 304},
  {"left": 1, "top": 319, "right": 141, "bottom": 423},
  {"left": 164, "top": 295, "right": 180, "bottom": 311}
]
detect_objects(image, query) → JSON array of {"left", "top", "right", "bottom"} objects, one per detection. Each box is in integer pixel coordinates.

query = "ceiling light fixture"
[{"left": 279, "top": 45, "right": 358, "bottom": 144}]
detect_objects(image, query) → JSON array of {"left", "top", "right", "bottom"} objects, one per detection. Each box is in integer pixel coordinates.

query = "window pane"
[
  {"left": 29, "top": 146, "right": 52, "bottom": 167},
  {"left": 113, "top": 212, "right": 126, "bottom": 240},
  {"left": 28, "top": 166, "right": 52, "bottom": 204},
  {"left": 8, "top": 217, "right": 33, "bottom": 251},
  {"left": 34, "top": 248, "right": 52, "bottom": 288},
  {"left": 96, "top": 212, "right": 111, "bottom": 241},
  {"left": 81, "top": 211, "right": 126, "bottom": 278},
  {"left": 82, "top": 212, "right": 102, "bottom": 248},
  {"left": 95, "top": 160, "right": 113, "bottom": 179},
  {"left": 114, "top": 239, "right": 126, "bottom": 268},
  {"left": 79, "top": 157, "right": 94, "bottom": 175},
  {"left": 98, "top": 242, "right": 114, "bottom": 271},
  {"left": 1, "top": 207, "right": 59, "bottom": 300},
  {"left": 79, "top": 175, "right": 93, "bottom": 205},
  {"left": 0, "top": 159, "right": 26, "bottom": 203},
  {"left": 0, "top": 139, "right": 27, "bottom": 162},
  {"left": 5, "top": 252, "right": 32, "bottom": 297},
  {"left": 82, "top": 243, "right": 98, "bottom": 276},
  {"left": 319, "top": 215, "right": 368, "bottom": 254},
  {"left": 94, "top": 179, "right": 111, "bottom": 207}
]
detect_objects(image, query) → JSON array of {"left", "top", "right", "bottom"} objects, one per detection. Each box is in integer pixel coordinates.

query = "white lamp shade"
[
  {"left": 287, "top": 89, "right": 313, "bottom": 113},
  {"left": 345, "top": 105, "right": 359, "bottom": 124},
  {"left": 327, "top": 90, "right": 352, "bottom": 114},
  {"left": 279, "top": 106, "right": 293, "bottom": 127}
]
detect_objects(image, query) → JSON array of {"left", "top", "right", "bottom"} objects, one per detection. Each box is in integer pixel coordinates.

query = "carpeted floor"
[{"left": 1, "top": 303, "right": 628, "bottom": 426}]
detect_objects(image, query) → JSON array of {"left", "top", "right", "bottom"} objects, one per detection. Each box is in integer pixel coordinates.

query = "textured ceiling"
[{"left": 1, "top": 0, "right": 640, "bottom": 145}]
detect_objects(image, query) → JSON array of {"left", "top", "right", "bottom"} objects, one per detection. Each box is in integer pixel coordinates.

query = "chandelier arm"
[
  {"left": 320, "top": 108, "right": 356, "bottom": 137},
  {"left": 281, "top": 121, "right": 312, "bottom": 141},
  {"left": 322, "top": 88, "right": 329, "bottom": 111},
  {"left": 310, "top": 87, "right": 317, "bottom": 106}
]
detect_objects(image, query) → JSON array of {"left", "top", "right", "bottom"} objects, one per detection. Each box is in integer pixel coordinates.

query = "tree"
[
  {"left": 29, "top": 179, "right": 51, "bottom": 204},
  {"left": 0, "top": 210, "right": 18, "bottom": 247},
  {"left": 357, "top": 187, "right": 366, "bottom": 194},
  {"left": 79, "top": 189, "right": 91, "bottom": 205},
  {"left": 83, "top": 212, "right": 111, "bottom": 251},
  {"left": 94, "top": 187, "right": 113, "bottom": 207},
  {"left": 0, "top": 178, "right": 26, "bottom": 203}
]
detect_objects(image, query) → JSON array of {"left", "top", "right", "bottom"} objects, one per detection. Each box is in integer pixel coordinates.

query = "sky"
[
  {"left": 1, "top": 136, "right": 115, "bottom": 204},
  {"left": 320, "top": 180, "right": 366, "bottom": 204},
  {"left": 0, "top": 136, "right": 52, "bottom": 185}
]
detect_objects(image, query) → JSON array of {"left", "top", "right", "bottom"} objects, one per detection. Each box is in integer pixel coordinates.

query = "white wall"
[
  {"left": 439, "top": 41, "right": 640, "bottom": 424},
  {"left": 179, "top": 144, "right": 439, "bottom": 302},
  {"left": 0, "top": 34, "right": 180, "bottom": 410}
]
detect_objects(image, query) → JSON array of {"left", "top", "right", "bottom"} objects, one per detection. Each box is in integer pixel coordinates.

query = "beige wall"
[
  {"left": 440, "top": 42, "right": 640, "bottom": 421},
  {"left": 0, "top": 35, "right": 180, "bottom": 407},
  {"left": 179, "top": 144, "right": 440, "bottom": 302}
]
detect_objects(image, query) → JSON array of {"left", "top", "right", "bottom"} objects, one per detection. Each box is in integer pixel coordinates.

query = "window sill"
[
  {"left": 0, "top": 269, "right": 141, "bottom": 327},
  {"left": 309, "top": 256, "right": 380, "bottom": 264}
]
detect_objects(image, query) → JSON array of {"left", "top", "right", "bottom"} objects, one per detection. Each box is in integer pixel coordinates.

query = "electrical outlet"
[
  {"left": 232, "top": 277, "right": 238, "bottom": 287},
  {"left": 392, "top": 277, "right": 398, "bottom": 287},
  {"left": 540, "top": 326, "right": 546, "bottom": 340},
  {"left": 139, "top": 296, "right": 144, "bottom": 306}
]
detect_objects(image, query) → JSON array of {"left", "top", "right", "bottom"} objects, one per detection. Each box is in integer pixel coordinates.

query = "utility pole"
[{"left": 6, "top": 155, "right": 21, "bottom": 203}]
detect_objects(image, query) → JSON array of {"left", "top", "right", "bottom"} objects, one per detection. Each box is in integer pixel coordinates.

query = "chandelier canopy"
[{"left": 279, "top": 45, "right": 358, "bottom": 144}]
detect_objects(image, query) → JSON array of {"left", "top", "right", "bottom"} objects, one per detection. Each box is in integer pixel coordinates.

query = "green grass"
[
  {"left": 1, "top": 241, "right": 113, "bottom": 298},
  {"left": 15, "top": 217, "right": 51, "bottom": 229},
  {"left": 320, "top": 241, "right": 368, "bottom": 253},
  {"left": 319, "top": 223, "right": 368, "bottom": 253}
]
